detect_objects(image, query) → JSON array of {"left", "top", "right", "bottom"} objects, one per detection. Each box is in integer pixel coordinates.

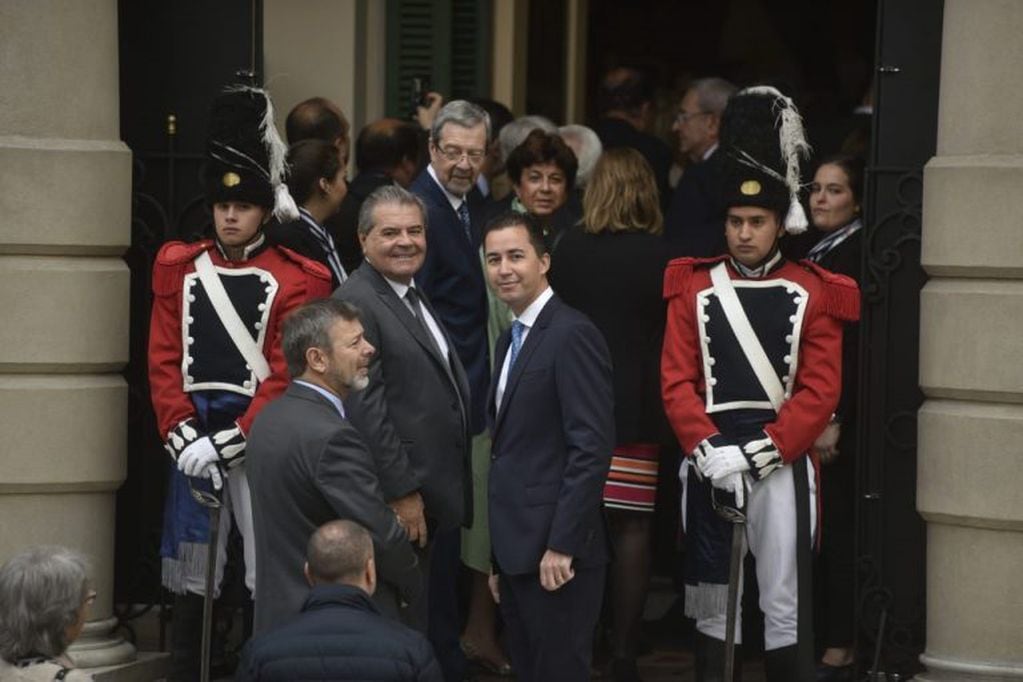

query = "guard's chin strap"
[{"left": 730, "top": 247, "right": 782, "bottom": 279}]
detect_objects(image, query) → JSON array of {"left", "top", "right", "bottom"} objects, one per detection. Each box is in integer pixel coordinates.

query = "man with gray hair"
[
  {"left": 0, "top": 546, "right": 94, "bottom": 680},
  {"left": 237, "top": 520, "right": 442, "bottom": 681},
  {"left": 337, "top": 184, "right": 472, "bottom": 681},
  {"left": 246, "top": 298, "right": 421, "bottom": 635},
  {"left": 664, "top": 76, "right": 737, "bottom": 256}
]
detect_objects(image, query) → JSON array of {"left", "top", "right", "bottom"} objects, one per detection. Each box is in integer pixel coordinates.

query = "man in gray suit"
[
  {"left": 247, "top": 298, "right": 421, "bottom": 634},
  {"left": 335, "top": 185, "right": 471, "bottom": 681}
]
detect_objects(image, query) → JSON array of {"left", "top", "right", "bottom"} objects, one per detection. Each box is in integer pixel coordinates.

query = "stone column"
[
  {"left": 918, "top": 1, "right": 1023, "bottom": 679},
  {"left": 0, "top": 0, "right": 135, "bottom": 669}
]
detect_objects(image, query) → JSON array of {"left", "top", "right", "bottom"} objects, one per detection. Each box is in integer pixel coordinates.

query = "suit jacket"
[
  {"left": 663, "top": 149, "right": 727, "bottom": 258},
  {"left": 335, "top": 263, "right": 472, "bottom": 529},
  {"left": 330, "top": 172, "right": 395, "bottom": 273},
  {"left": 550, "top": 229, "right": 671, "bottom": 445},
  {"left": 247, "top": 382, "right": 421, "bottom": 634},
  {"left": 594, "top": 117, "right": 673, "bottom": 211},
  {"left": 410, "top": 169, "right": 490, "bottom": 433},
  {"left": 487, "top": 294, "right": 615, "bottom": 576}
]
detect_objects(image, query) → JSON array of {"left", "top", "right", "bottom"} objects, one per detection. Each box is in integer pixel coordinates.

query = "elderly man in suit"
[
  {"left": 336, "top": 185, "right": 472, "bottom": 681},
  {"left": 246, "top": 298, "right": 421, "bottom": 635},
  {"left": 483, "top": 212, "right": 615, "bottom": 682}
]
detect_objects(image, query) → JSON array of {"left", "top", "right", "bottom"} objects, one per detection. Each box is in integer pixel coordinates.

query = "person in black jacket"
[
  {"left": 267, "top": 139, "right": 351, "bottom": 288},
  {"left": 237, "top": 520, "right": 441, "bottom": 682}
]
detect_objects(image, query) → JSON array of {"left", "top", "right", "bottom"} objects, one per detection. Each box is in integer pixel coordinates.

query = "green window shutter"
[{"left": 386, "top": 0, "right": 492, "bottom": 119}]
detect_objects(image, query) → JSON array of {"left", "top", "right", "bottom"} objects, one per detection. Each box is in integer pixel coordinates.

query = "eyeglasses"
[
  {"left": 434, "top": 144, "right": 487, "bottom": 164},
  {"left": 675, "top": 110, "right": 711, "bottom": 125}
]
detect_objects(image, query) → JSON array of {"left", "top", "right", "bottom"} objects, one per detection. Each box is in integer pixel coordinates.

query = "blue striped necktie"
[{"left": 509, "top": 320, "right": 525, "bottom": 370}]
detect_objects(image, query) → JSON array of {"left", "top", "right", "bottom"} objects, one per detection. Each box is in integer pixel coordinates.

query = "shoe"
[
  {"left": 816, "top": 662, "right": 854, "bottom": 681},
  {"left": 460, "top": 637, "right": 513, "bottom": 677}
]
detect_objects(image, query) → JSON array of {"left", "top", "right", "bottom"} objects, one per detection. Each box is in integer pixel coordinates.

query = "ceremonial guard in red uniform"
[
  {"left": 661, "top": 87, "right": 859, "bottom": 681},
  {"left": 148, "top": 86, "right": 332, "bottom": 680}
]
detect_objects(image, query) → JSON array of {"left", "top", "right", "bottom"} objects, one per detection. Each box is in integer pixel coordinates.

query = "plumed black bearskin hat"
[
  {"left": 204, "top": 86, "right": 298, "bottom": 221},
  {"left": 719, "top": 86, "right": 810, "bottom": 233}
]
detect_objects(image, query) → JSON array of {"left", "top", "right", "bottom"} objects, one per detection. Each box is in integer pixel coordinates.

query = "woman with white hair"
[{"left": 0, "top": 546, "right": 95, "bottom": 680}]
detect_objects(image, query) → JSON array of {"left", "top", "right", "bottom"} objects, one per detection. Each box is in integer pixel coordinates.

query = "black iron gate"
[
  {"left": 114, "top": 0, "right": 263, "bottom": 642},
  {"left": 855, "top": 0, "right": 943, "bottom": 676}
]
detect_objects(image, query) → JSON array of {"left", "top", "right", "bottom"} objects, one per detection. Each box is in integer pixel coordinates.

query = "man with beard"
[
  {"left": 246, "top": 298, "right": 421, "bottom": 634},
  {"left": 335, "top": 185, "right": 472, "bottom": 680}
]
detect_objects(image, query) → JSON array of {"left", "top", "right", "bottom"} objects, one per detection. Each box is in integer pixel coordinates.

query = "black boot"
[
  {"left": 168, "top": 592, "right": 204, "bottom": 682},
  {"left": 694, "top": 632, "right": 742, "bottom": 682},
  {"left": 764, "top": 644, "right": 814, "bottom": 682}
]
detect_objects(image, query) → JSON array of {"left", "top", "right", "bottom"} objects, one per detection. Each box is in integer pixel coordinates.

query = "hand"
[
  {"left": 814, "top": 423, "right": 841, "bottom": 463},
  {"left": 178, "top": 436, "right": 218, "bottom": 477},
  {"left": 488, "top": 572, "right": 501, "bottom": 604},
  {"left": 199, "top": 462, "right": 224, "bottom": 491},
  {"left": 696, "top": 442, "right": 750, "bottom": 481},
  {"left": 415, "top": 91, "right": 444, "bottom": 130},
  {"left": 742, "top": 435, "right": 784, "bottom": 480},
  {"left": 390, "top": 491, "right": 428, "bottom": 548},
  {"left": 711, "top": 471, "right": 746, "bottom": 509},
  {"left": 539, "top": 549, "right": 575, "bottom": 591}
]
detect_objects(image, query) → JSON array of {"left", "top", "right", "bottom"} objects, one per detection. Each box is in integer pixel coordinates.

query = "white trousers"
[
  {"left": 182, "top": 464, "right": 256, "bottom": 597},
  {"left": 682, "top": 459, "right": 816, "bottom": 650}
]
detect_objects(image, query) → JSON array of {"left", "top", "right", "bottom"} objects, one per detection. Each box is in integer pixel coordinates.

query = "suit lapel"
[
  {"left": 362, "top": 266, "right": 466, "bottom": 422},
  {"left": 493, "top": 296, "right": 559, "bottom": 435}
]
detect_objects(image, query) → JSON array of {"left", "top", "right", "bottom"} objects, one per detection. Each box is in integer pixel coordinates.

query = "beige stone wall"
[
  {"left": 918, "top": 0, "right": 1023, "bottom": 678},
  {"left": 263, "top": 0, "right": 386, "bottom": 163},
  {"left": 0, "top": 0, "right": 134, "bottom": 668}
]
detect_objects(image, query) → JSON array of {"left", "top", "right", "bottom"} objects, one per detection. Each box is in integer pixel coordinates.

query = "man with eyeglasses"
[
  {"left": 408, "top": 99, "right": 491, "bottom": 681},
  {"left": 664, "top": 77, "right": 737, "bottom": 257}
]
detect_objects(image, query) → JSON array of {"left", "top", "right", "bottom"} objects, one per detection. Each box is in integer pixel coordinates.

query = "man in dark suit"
[
  {"left": 663, "top": 77, "right": 736, "bottom": 257},
  {"left": 593, "top": 67, "right": 674, "bottom": 210},
  {"left": 246, "top": 298, "right": 420, "bottom": 635},
  {"left": 335, "top": 185, "right": 471, "bottom": 681},
  {"left": 409, "top": 100, "right": 491, "bottom": 441},
  {"left": 238, "top": 520, "right": 441, "bottom": 682},
  {"left": 482, "top": 212, "right": 615, "bottom": 682}
]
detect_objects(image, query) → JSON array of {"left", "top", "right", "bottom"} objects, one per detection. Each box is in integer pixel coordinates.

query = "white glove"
[
  {"left": 742, "top": 434, "right": 783, "bottom": 480},
  {"left": 696, "top": 441, "right": 750, "bottom": 482},
  {"left": 710, "top": 471, "right": 746, "bottom": 509},
  {"left": 178, "top": 436, "right": 218, "bottom": 477},
  {"left": 198, "top": 462, "right": 224, "bottom": 491}
]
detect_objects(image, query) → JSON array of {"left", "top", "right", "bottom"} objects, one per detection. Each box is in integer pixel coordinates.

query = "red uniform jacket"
[
  {"left": 148, "top": 239, "right": 332, "bottom": 442},
  {"left": 661, "top": 255, "right": 859, "bottom": 460}
]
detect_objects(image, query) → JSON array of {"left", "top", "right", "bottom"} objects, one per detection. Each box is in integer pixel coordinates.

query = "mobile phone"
[{"left": 410, "top": 76, "right": 431, "bottom": 118}]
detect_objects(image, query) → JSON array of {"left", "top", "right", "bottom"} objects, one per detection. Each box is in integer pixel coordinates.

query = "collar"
[
  {"left": 513, "top": 286, "right": 554, "bottom": 329},
  {"left": 806, "top": 218, "right": 862, "bottom": 263},
  {"left": 702, "top": 142, "right": 719, "bottom": 161},
  {"left": 427, "top": 164, "right": 467, "bottom": 212},
  {"left": 294, "top": 379, "right": 346, "bottom": 418},
  {"left": 381, "top": 273, "right": 418, "bottom": 300},
  {"left": 303, "top": 583, "right": 377, "bottom": 614},
  {"left": 298, "top": 207, "right": 324, "bottom": 230},
  {"left": 215, "top": 232, "right": 266, "bottom": 262},
  {"left": 729, "top": 248, "right": 784, "bottom": 279}
]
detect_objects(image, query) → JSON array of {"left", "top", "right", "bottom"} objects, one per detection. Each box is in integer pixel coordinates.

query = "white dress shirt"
[
  {"left": 383, "top": 276, "right": 451, "bottom": 362},
  {"left": 496, "top": 286, "right": 555, "bottom": 411}
]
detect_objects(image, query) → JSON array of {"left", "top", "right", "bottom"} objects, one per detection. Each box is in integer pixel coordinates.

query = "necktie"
[
  {"left": 456, "top": 201, "right": 472, "bottom": 242},
  {"left": 405, "top": 288, "right": 443, "bottom": 357},
  {"left": 508, "top": 320, "right": 525, "bottom": 370}
]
